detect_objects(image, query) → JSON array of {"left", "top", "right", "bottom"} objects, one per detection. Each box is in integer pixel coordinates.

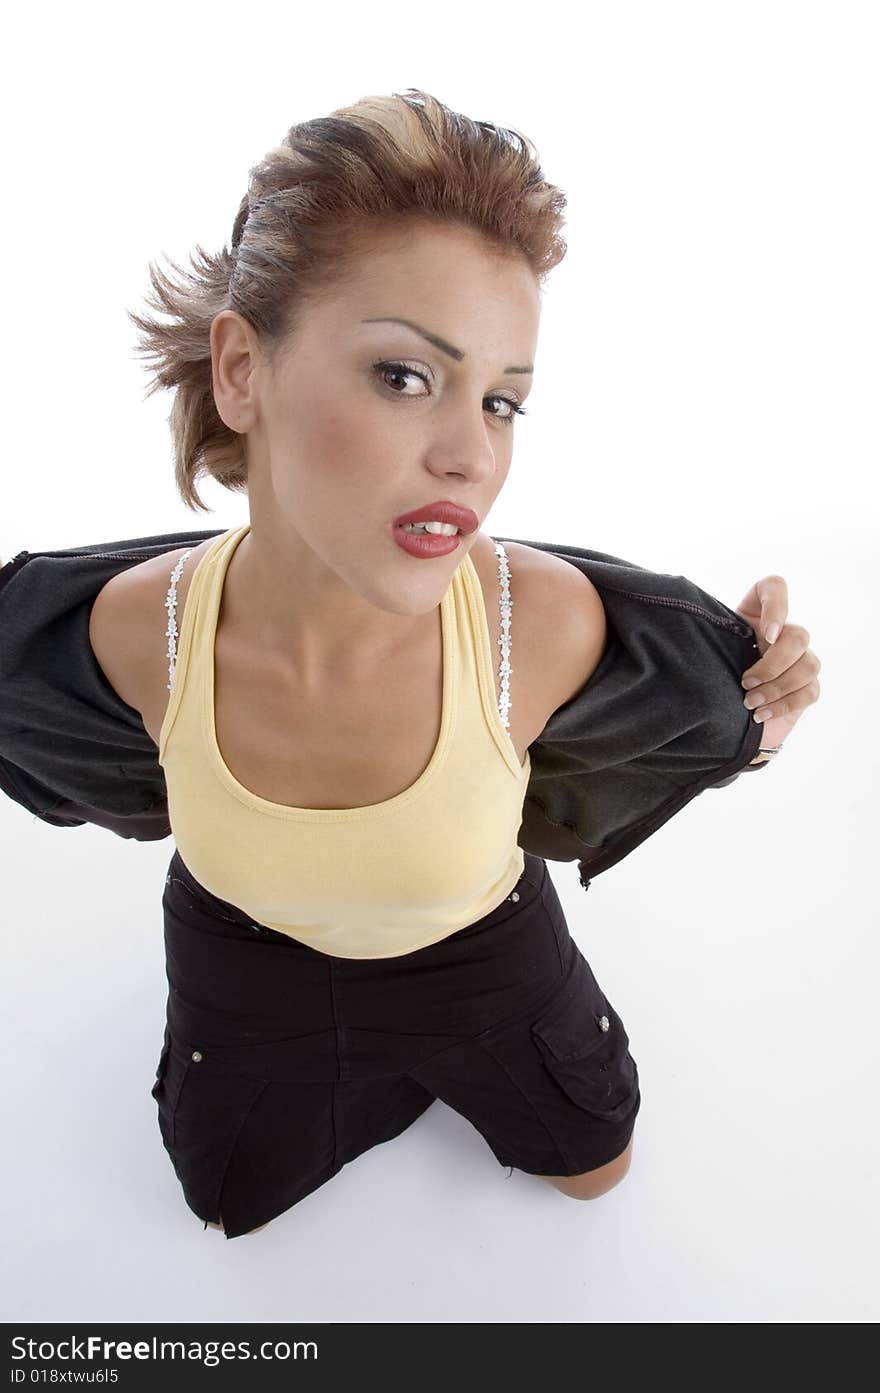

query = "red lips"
[{"left": 392, "top": 500, "right": 479, "bottom": 534}]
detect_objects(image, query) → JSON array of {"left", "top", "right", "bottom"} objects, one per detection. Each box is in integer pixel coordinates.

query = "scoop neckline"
[{"left": 202, "top": 524, "right": 460, "bottom": 821}]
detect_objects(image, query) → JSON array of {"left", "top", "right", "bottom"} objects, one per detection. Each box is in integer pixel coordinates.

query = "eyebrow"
[{"left": 361, "top": 317, "right": 533, "bottom": 374}]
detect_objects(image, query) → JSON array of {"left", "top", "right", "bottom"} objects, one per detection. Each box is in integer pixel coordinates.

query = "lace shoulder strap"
[
  {"left": 491, "top": 540, "right": 513, "bottom": 730},
  {"left": 165, "top": 549, "right": 195, "bottom": 693},
  {"left": 163, "top": 540, "right": 516, "bottom": 719}
]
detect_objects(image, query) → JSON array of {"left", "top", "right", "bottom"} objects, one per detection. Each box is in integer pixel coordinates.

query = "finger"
[
  {"left": 746, "top": 657, "right": 824, "bottom": 713},
  {"left": 743, "top": 671, "right": 821, "bottom": 719},
  {"left": 748, "top": 708, "right": 796, "bottom": 749},
  {"left": 758, "top": 575, "right": 789, "bottom": 644},
  {"left": 742, "top": 627, "right": 813, "bottom": 688},
  {"left": 748, "top": 686, "right": 819, "bottom": 752}
]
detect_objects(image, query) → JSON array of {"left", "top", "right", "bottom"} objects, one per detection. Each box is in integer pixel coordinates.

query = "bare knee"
[{"left": 539, "top": 1134, "right": 634, "bottom": 1200}]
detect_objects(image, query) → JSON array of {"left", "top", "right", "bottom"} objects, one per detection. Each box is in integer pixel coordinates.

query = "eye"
[{"left": 372, "top": 360, "right": 529, "bottom": 426}]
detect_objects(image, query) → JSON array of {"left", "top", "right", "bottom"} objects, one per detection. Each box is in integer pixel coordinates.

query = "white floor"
[{"left": 2, "top": 721, "right": 875, "bottom": 1324}]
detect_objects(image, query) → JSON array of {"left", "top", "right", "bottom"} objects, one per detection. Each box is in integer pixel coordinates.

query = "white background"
[{"left": 2, "top": 0, "right": 877, "bottom": 1324}]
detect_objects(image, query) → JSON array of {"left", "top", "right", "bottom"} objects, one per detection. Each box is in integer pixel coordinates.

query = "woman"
[{"left": 74, "top": 90, "right": 819, "bottom": 1238}]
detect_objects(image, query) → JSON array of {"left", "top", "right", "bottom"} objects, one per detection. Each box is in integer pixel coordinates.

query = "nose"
[{"left": 429, "top": 411, "right": 502, "bottom": 486}]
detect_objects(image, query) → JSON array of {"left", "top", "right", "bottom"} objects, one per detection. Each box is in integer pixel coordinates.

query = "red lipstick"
[
  {"left": 392, "top": 500, "right": 479, "bottom": 534},
  {"left": 390, "top": 500, "right": 479, "bottom": 560}
]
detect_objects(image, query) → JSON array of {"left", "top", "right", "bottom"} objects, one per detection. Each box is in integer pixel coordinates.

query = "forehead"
[
  {"left": 315, "top": 221, "right": 541, "bottom": 338},
  {"left": 358, "top": 221, "right": 531, "bottom": 284}
]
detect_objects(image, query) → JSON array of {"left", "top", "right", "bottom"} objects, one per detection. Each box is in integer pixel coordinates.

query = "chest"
[
  {"left": 142, "top": 541, "right": 548, "bottom": 812},
  {"left": 210, "top": 613, "right": 530, "bottom": 812}
]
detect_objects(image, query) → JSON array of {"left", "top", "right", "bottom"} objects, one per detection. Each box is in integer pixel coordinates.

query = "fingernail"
[
  {"left": 742, "top": 677, "right": 761, "bottom": 689},
  {"left": 765, "top": 623, "right": 780, "bottom": 644},
  {"left": 754, "top": 708, "right": 773, "bottom": 722}
]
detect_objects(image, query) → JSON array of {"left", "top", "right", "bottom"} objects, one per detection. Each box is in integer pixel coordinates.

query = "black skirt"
[{"left": 153, "top": 849, "right": 641, "bottom": 1238}]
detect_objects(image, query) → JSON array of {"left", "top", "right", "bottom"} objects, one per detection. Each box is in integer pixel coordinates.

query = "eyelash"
[{"left": 372, "top": 360, "right": 529, "bottom": 427}]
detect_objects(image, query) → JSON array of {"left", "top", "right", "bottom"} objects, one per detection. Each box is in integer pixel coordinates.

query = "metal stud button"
[
  {"left": 598, "top": 1016, "right": 610, "bottom": 1032},
  {"left": 191, "top": 1050, "right": 203, "bottom": 1062},
  {"left": 510, "top": 891, "right": 520, "bottom": 902}
]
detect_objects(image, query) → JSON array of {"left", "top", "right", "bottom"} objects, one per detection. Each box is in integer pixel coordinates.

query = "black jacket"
[{"left": 0, "top": 528, "right": 768, "bottom": 892}]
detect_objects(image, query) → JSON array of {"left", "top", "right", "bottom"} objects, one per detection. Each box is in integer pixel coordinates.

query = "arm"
[
  {"left": 533, "top": 563, "right": 609, "bottom": 715},
  {"left": 88, "top": 565, "right": 157, "bottom": 732},
  {"left": 87, "top": 541, "right": 202, "bottom": 749}
]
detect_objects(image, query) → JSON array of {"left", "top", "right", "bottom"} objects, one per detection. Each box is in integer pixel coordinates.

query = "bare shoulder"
[
  {"left": 88, "top": 537, "right": 216, "bottom": 738},
  {"left": 471, "top": 532, "right": 609, "bottom": 715}
]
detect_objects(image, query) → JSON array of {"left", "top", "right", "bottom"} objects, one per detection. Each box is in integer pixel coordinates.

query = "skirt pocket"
[
  {"left": 152, "top": 1029, "right": 269, "bottom": 1224},
  {"left": 151, "top": 1028, "right": 191, "bottom": 1151},
  {"left": 530, "top": 957, "right": 639, "bottom": 1125}
]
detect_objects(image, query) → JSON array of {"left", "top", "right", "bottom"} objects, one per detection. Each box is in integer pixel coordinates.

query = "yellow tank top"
[{"left": 158, "top": 525, "right": 532, "bottom": 958}]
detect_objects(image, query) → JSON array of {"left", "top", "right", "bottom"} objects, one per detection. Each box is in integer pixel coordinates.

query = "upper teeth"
[{"left": 401, "top": 520, "right": 460, "bottom": 535}]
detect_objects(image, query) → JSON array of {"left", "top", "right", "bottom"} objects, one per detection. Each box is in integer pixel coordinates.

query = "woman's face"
[{"left": 211, "top": 220, "right": 541, "bottom": 621}]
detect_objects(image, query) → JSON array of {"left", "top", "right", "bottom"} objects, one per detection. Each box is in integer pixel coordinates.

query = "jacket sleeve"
[
  {"left": 0, "top": 538, "right": 210, "bottom": 840},
  {"left": 0, "top": 752, "right": 172, "bottom": 839},
  {"left": 510, "top": 540, "right": 770, "bottom": 876},
  {"left": 706, "top": 762, "right": 769, "bottom": 790}
]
